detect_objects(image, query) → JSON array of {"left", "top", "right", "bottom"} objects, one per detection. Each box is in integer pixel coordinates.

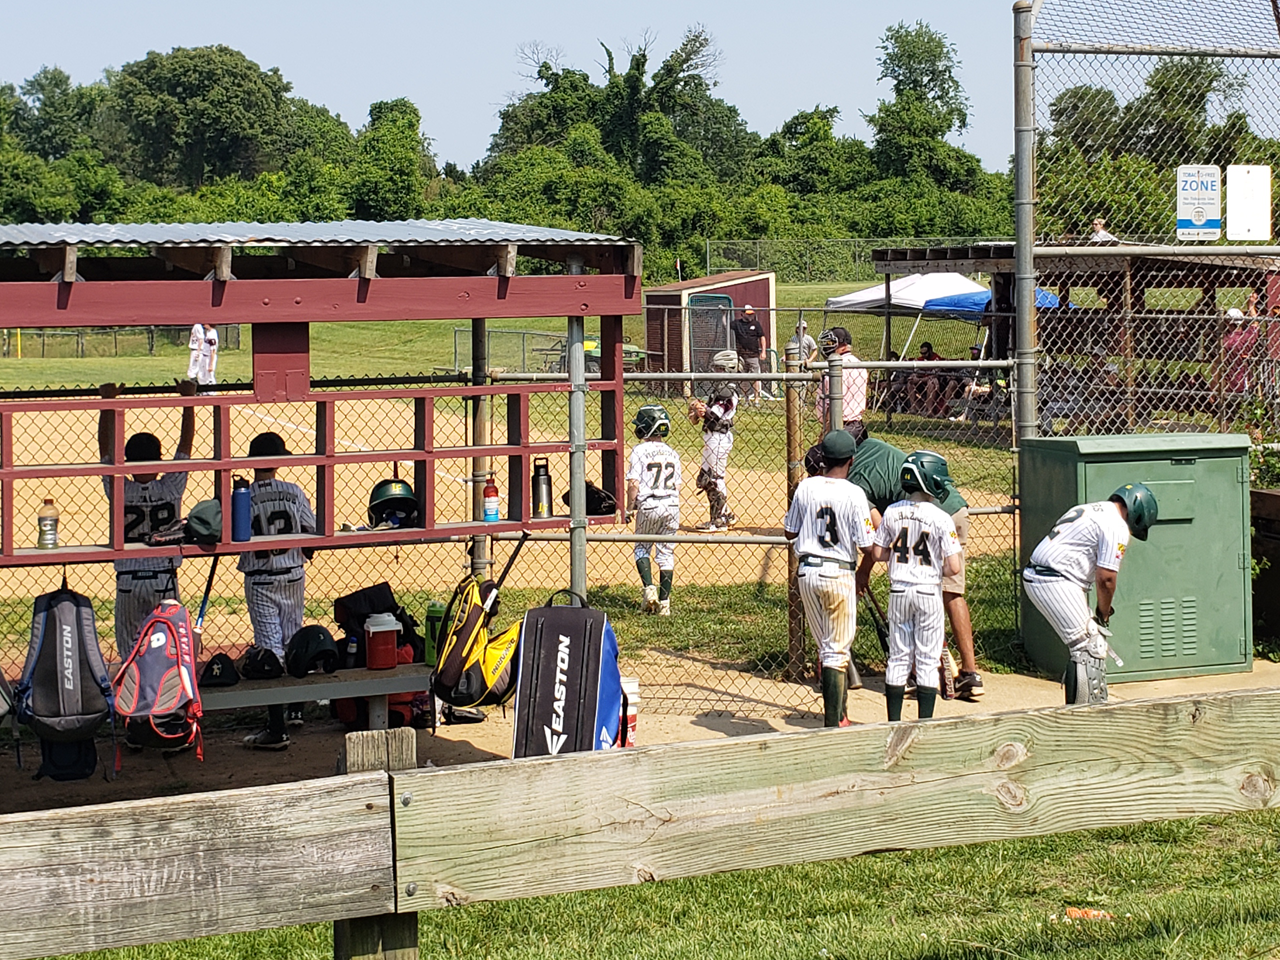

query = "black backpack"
[
  {"left": 14, "top": 582, "right": 114, "bottom": 781},
  {"left": 333, "top": 582, "right": 425, "bottom": 665}
]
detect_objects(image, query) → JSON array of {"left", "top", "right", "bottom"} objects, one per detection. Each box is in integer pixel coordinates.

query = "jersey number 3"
[{"left": 816, "top": 506, "right": 839, "bottom": 548}]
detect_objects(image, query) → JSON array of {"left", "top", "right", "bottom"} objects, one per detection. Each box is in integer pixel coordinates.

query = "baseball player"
[
  {"left": 784, "top": 430, "right": 875, "bottom": 727},
  {"left": 866, "top": 451, "right": 963, "bottom": 722},
  {"left": 850, "top": 436, "right": 983, "bottom": 699},
  {"left": 688, "top": 380, "right": 738, "bottom": 531},
  {"left": 239, "top": 431, "right": 317, "bottom": 750},
  {"left": 625, "top": 404, "right": 681, "bottom": 616},
  {"left": 97, "top": 379, "right": 197, "bottom": 659},
  {"left": 196, "top": 323, "right": 218, "bottom": 386},
  {"left": 1022, "top": 483, "right": 1158, "bottom": 704}
]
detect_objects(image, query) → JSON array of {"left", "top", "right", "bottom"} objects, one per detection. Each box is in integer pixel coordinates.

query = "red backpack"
[{"left": 113, "top": 600, "right": 203, "bottom": 759}]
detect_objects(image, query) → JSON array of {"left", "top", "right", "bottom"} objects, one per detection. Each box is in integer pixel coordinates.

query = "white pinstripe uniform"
[
  {"left": 102, "top": 452, "right": 189, "bottom": 659},
  {"left": 785, "top": 477, "right": 875, "bottom": 669},
  {"left": 1023, "top": 502, "right": 1129, "bottom": 656},
  {"left": 627, "top": 440, "right": 681, "bottom": 569},
  {"left": 238, "top": 478, "right": 316, "bottom": 656},
  {"left": 873, "top": 500, "right": 962, "bottom": 688}
]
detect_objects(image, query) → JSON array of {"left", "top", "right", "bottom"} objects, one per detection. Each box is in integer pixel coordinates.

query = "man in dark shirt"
[
  {"left": 849, "top": 436, "right": 984, "bottom": 699},
  {"left": 731, "top": 304, "right": 770, "bottom": 404}
]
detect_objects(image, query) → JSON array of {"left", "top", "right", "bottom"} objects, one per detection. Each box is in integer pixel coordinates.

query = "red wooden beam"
[{"left": 0, "top": 275, "right": 640, "bottom": 328}]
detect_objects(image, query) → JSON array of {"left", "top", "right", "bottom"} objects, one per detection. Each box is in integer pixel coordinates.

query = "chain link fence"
[
  {"left": 0, "top": 307, "right": 1017, "bottom": 718},
  {"left": 0, "top": 325, "right": 241, "bottom": 359},
  {"left": 706, "top": 237, "right": 1013, "bottom": 283},
  {"left": 1025, "top": 0, "right": 1280, "bottom": 438}
]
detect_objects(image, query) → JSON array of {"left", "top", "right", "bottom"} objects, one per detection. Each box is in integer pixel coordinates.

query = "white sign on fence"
[
  {"left": 1227, "top": 165, "right": 1273, "bottom": 241},
  {"left": 1177, "top": 164, "right": 1222, "bottom": 240}
]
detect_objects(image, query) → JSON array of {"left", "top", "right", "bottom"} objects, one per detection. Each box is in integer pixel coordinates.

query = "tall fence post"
[
  {"left": 334, "top": 727, "right": 419, "bottom": 960},
  {"left": 784, "top": 345, "right": 805, "bottom": 681},
  {"left": 826, "top": 355, "right": 844, "bottom": 433},
  {"left": 1013, "top": 0, "right": 1039, "bottom": 442},
  {"left": 471, "top": 318, "right": 489, "bottom": 580},
  {"left": 567, "top": 257, "right": 588, "bottom": 599}
]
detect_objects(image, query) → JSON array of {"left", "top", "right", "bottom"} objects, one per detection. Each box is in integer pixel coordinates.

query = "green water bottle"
[{"left": 424, "top": 600, "right": 447, "bottom": 663}]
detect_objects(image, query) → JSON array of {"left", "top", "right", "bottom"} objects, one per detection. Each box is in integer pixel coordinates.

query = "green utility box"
[{"left": 1020, "top": 434, "right": 1252, "bottom": 682}]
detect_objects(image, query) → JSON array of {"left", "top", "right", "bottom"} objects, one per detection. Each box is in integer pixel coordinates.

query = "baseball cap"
[
  {"left": 1227, "top": 308, "right": 1245, "bottom": 320},
  {"left": 820, "top": 430, "right": 857, "bottom": 462},
  {"left": 744, "top": 304, "right": 754, "bottom": 313},
  {"left": 248, "top": 432, "right": 290, "bottom": 457}
]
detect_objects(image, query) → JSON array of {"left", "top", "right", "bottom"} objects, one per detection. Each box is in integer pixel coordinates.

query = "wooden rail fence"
[{"left": 2, "top": 688, "right": 1279, "bottom": 960}]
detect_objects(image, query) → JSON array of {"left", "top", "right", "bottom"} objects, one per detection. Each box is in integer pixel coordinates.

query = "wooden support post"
[
  {"left": 496, "top": 243, "right": 518, "bottom": 278},
  {"left": 358, "top": 245, "right": 379, "bottom": 280},
  {"left": 335, "top": 729, "right": 419, "bottom": 960},
  {"left": 63, "top": 245, "right": 78, "bottom": 283},
  {"left": 213, "top": 246, "right": 233, "bottom": 282}
]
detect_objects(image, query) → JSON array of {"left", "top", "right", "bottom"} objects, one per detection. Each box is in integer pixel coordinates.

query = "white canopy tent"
[{"left": 824, "top": 273, "right": 988, "bottom": 313}]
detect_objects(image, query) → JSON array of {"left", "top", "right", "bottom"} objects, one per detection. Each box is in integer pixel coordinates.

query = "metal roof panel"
[{"left": 0, "top": 219, "right": 634, "bottom": 249}]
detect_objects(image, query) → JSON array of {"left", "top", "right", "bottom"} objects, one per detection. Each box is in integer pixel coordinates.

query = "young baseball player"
[
  {"left": 97, "top": 379, "right": 197, "bottom": 659},
  {"left": 784, "top": 430, "right": 875, "bottom": 727},
  {"left": 1022, "top": 483, "right": 1158, "bottom": 704},
  {"left": 239, "top": 431, "right": 316, "bottom": 750},
  {"left": 626, "top": 404, "right": 681, "bottom": 616},
  {"left": 688, "top": 381, "right": 737, "bottom": 531},
  {"left": 866, "top": 451, "right": 963, "bottom": 722}
]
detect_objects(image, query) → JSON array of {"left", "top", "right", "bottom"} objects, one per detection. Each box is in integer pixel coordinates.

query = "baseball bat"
[
  {"left": 482, "top": 531, "right": 530, "bottom": 615},
  {"left": 861, "top": 591, "right": 890, "bottom": 654},
  {"left": 193, "top": 555, "right": 218, "bottom": 656}
]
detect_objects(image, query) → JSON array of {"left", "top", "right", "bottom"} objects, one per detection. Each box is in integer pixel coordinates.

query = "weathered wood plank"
[
  {"left": 0, "top": 772, "right": 395, "bottom": 960},
  {"left": 392, "top": 690, "right": 1280, "bottom": 908}
]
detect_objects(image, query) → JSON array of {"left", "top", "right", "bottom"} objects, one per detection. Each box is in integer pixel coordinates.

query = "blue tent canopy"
[{"left": 922, "top": 288, "right": 1061, "bottom": 318}]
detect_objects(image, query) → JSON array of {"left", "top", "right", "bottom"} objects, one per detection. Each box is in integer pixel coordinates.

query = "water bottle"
[
  {"left": 344, "top": 635, "right": 359, "bottom": 670},
  {"left": 483, "top": 475, "right": 500, "bottom": 522},
  {"left": 424, "top": 600, "right": 447, "bottom": 653},
  {"left": 36, "top": 498, "right": 59, "bottom": 549},
  {"left": 531, "top": 458, "right": 553, "bottom": 519},
  {"left": 231, "top": 480, "right": 252, "bottom": 542}
]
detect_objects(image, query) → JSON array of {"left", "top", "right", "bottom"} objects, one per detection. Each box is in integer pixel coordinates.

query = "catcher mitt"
[{"left": 687, "top": 398, "right": 707, "bottom": 424}]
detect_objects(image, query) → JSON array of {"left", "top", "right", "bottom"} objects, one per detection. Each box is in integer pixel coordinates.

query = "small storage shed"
[{"left": 644, "top": 270, "right": 777, "bottom": 372}]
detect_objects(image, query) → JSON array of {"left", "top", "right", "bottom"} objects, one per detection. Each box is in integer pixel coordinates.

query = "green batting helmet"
[
  {"left": 632, "top": 403, "right": 672, "bottom": 439},
  {"left": 285, "top": 625, "right": 340, "bottom": 679},
  {"left": 1109, "top": 482, "right": 1159, "bottom": 541},
  {"left": 368, "top": 478, "right": 419, "bottom": 528},
  {"left": 900, "top": 450, "right": 953, "bottom": 501}
]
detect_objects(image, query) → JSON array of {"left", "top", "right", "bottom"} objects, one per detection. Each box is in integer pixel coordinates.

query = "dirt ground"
[{"left": 2, "top": 660, "right": 1274, "bottom": 817}]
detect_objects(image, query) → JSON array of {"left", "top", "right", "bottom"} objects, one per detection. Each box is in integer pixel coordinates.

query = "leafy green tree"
[
  {"left": 110, "top": 45, "right": 292, "bottom": 187},
  {"left": 347, "top": 98, "right": 435, "bottom": 220},
  {"left": 1048, "top": 85, "right": 1120, "bottom": 163},
  {"left": 875, "top": 20, "right": 969, "bottom": 133},
  {"left": 11, "top": 67, "right": 107, "bottom": 161},
  {"left": 754, "top": 107, "right": 874, "bottom": 195}
]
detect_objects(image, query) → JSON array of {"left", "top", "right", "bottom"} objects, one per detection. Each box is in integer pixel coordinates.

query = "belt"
[
  {"left": 245, "top": 567, "right": 303, "bottom": 579},
  {"left": 1024, "top": 563, "right": 1065, "bottom": 579},
  {"left": 118, "top": 570, "right": 172, "bottom": 580},
  {"left": 799, "top": 555, "right": 855, "bottom": 570}
]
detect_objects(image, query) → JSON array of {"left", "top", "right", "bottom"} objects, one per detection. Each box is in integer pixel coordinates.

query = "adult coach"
[
  {"left": 1022, "top": 483, "right": 1158, "bottom": 704},
  {"left": 97, "top": 379, "right": 197, "bottom": 658},
  {"left": 784, "top": 430, "right": 875, "bottom": 727},
  {"left": 850, "top": 436, "right": 983, "bottom": 698},
  {"left": 732, "top": 304, "right": 769, "bottom": 403},
  {"left": 815, "top": 327, "right": 868, "bottom": 443}
]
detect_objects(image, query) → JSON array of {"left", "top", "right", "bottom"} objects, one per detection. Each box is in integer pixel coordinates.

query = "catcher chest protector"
[
  {"left": 511, "top": 594, "right": 623, "bottom": 759},
  {"left": 434, "top": 575, "right": 520, "bottom": 709},
  {"left": 15, "top": 585, "right": 113, "bottom": 781},
  {"left": 113, "top": 600, "right": 203, "bottom": 757}
]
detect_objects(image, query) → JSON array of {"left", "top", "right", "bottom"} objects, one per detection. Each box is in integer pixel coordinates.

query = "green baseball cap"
[{"left": 820, "top": 430, "right": 856, "bottom": 462}]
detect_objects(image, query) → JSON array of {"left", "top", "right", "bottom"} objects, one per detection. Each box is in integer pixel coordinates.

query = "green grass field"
[{"left": 57, "top": 809, "right": 1280, "bottom": 960}]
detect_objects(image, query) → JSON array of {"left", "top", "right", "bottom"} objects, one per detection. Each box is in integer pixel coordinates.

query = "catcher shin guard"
[
  {"left": 695, "top": 467, "right": 714, "bottom": 492},
  {"left": 707, "top": 489, "right": 727, "bottom": 523},
  {"left": 820, "top": 667, "right": 848, "bottom": 727},
  {"left": 1064, "top": 653, "right": 1107, "bottom": 705}
]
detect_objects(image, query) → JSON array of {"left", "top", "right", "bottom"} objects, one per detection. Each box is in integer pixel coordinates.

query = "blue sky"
[{"left": 1, "top": 0, "right": 1014, "bottom": 172}]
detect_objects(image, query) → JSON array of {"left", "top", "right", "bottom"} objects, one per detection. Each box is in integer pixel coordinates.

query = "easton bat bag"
[
  {"left": 14, "top": 582, "right": 114, "bottom": 781},
  {"left": 511, "top": 591, "right": 622, "bottom": 759}
]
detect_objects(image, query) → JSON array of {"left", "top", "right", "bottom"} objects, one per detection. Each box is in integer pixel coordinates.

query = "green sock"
[
  {"left": 636, "top": 557, "right": 653, "bottom": 588},
  {"left": 659, "top": 569, "right": 673, "bottom": 601},
  {"left": 820, "top": 668, "right": 848, "bottom": 727},
  {"left": 885, "top": 684, "right": 905, "bottom": 722},
  {"left": 916, "top": 686, "right": 938, "bottom": 720}
]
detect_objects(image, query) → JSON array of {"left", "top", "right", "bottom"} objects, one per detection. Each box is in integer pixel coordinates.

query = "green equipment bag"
[{"left": 433, "top": 575, "right": 520, "bottom": 709}]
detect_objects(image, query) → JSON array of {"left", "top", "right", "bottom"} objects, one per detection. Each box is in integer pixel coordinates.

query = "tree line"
[{"left": 1, "top": 25, "right": 1013, "bottom": 281}]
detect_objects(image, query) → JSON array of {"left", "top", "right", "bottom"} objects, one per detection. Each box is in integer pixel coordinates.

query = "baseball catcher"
[
  {"left": 688, "top": 367, "right": 738, "bottom": 531},
  {"left": 1022, "top": 482, "right": 1158, "bottom": 704}
]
